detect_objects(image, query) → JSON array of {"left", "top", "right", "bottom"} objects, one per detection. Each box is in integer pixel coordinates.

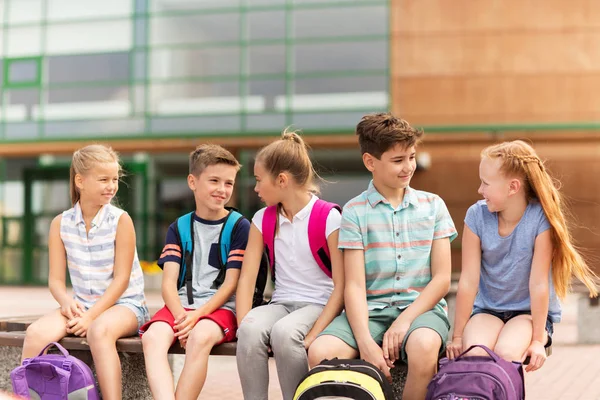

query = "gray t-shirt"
[
  {"left": 158, "top": 213, "right": 250, "bottom": 311},
  {"left": 465, "top": 200, "right": 561, "bottom": 323}
]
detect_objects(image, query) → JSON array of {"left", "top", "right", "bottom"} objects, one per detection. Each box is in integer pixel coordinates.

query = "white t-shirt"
[{"left": 252, "top": 195, "right": 342, "bottom": 306}]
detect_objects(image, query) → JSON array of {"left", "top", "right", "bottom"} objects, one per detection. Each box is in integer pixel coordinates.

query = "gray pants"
[{"left": 236, "top": 301, "right": 324, "bottom": 400}]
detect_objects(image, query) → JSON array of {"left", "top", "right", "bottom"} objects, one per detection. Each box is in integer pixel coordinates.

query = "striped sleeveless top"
[{"left": 60, "top": 203, "right": 146, "bottom": 311}]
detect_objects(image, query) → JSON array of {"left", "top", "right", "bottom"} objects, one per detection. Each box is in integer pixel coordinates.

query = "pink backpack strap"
[
  {"left": 262, "top": 205, "right": 278, "bottom": 280},
  {"left": 308, "top": 199, "right": 341, "bottom": 278}
]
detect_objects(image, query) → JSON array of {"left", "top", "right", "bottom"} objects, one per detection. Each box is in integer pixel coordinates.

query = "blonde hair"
[
  {"left": 481, "top": 140, "right": 598, "bottom": 299},
  {"left": 69, "top": 144, "right": 121, "bottom": 206},
  {"left": 255, "top": 128, "right": 319, "bottom": 194},
  {"left": 189, "top": 144, "right": 241, "bottom": 177}
]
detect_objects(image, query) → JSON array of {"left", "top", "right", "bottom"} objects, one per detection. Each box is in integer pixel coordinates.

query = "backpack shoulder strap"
[
  {"left": 176, "top": 212, "right": 195, "bottom": 304},
  {"left": 262, "top": 205, "right": 278, "bottom": 280},
  {"left": 218, "top": 209, "right": 244, "bottom": 268},
  {"left": 308, "top": 199, "right": 341, "bottom": 278}
]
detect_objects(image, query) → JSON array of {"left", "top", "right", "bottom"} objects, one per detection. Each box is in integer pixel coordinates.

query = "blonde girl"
[
  {"left": 22, "top": 144, "right": 149, "bottom": 400},
  {"left": 447, "top": 140, "right": 597, "bottom": 372}
]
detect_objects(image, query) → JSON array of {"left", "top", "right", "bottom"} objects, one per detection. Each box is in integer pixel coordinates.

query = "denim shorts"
[
  {"left": 116, "top": 301, "right": 150, "bottom": 330},
  {"left": 471, "top": 308, "right": 554, "bottom": 347}
]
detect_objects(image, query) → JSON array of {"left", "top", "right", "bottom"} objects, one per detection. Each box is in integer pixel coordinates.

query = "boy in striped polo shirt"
[{"left": 308, "top": 113, "right": 457, "bottom": 400}]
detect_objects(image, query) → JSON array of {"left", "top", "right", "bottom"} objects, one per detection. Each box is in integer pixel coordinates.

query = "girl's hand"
[
  {"left": 446, "top": 337, "right": 463, "bottom": 360},
  {"left": 304, "top": 332, "right": 317, "bottom": 350},
  {"left": 66, "top": 313, "right": 92, "bottom": 337},
  {"left": 523, "top": 340, "right": 546, "bottom": 372},
  {"left": 60, "top": 299, "right": 85, "bottom": 320}
]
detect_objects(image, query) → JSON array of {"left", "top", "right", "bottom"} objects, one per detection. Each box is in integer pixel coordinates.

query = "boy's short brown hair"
[
  {"left": 356, "top": 112, "right": 424, "bottom": 159},
  {"left": 189, "top": 144, "right": 241, "bottom": 176}
]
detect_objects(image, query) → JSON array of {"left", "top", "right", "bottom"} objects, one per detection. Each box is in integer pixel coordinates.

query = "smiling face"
[
  {"left": 365, "top": 143, "right": 417, "bottom": 191},
  {"left": 188, "top": 163, "right": 238, "bottom": 213},
  {"left": 478, "top": 156, "right": 517, "bottom": 212},
  {"left": 75, "top": 161, "right": 120, "bottom": 206}
]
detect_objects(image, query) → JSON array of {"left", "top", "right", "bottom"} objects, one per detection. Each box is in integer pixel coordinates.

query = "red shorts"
[{"left": 139, "top": 306, "right": 237, "bottom": 345}]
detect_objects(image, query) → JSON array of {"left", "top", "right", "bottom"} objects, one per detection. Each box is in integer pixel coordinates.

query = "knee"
[
  {"left": 236, "top": 319, "right": 267, "bottom": 347},
  {"left": 141, "top": 325, "right": 171, "bottom": 351},
  {"left": 271, "top": 320, "right": 303, "bottom": 353},
  {"left": 186, "top": 328, "right": 216, "bottom": 354},
  {"left": 494, "top": 344, "right": 522, "bottom": 362},
  {"left": 25, "top": 321, "right": 47, "bottom": 344},
  {"left": 87, "top": 321, "right": 111, "bottom": 346},
  {"left": 307, "top": 338, "right": 334, "bottom": 368},
  {"left": 406, "top": 331, "right": 442, "bottom": 372}
]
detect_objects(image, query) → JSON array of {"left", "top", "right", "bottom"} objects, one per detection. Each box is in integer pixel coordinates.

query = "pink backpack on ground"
[{"left": 262, "top": 199, "right": 341, "bottom": 280}]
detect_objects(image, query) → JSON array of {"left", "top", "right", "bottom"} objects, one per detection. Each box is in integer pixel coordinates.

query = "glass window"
[
  {"left": 3, "top": 88, "right": 38, "bottom": 122},
  {"left": 47, "top": 53, "right": 129, "bottom": 84},
  {"left": 292, "top": 110, "right": 376, "bottom": 129},
  {"left": 248, "top": 11, "right": 285, "bottom": 40},
  {"left": 150, "top": 14, "right": 240, "bottom": 46},
  {"left": 44, "top": 119, "right": 144, "bottom": 137},
  {"left": 47, "top": 0, "right": 132, "bottom": 22},
  {"left": 282, "top": 76, "right": 388, "bottom": 112},
  {"left": 150, "top": 115, "right": 241, "bottom": 133},
  {"left": 41, "top": 86, "right": 130, "bottom": 120},
  {"left": 150, "top": 47, "right": 240, "bottom": 79},
  {"left": 8, "top": 0, "right": 43, "bottom": 24},
  {"left": 46, "top": 20, "right": 132, "bottom": 56},
  {"left": 294, "top": 41, "right": 387, "bottom": 73},
  {"left": 1, "top": 249, "right": 23, "bottom": 283},
  {"left": 5, "top": 58, "right": 41, "bottom": 88},
  {"left": 150, "top": 0, "right": 239, "bottom": 12},
  {"left": 150, "top": 81, "right": 247, "bottom": 115},
  {"left": 6, "top": 26, "right": 41, "bottom": 57},
  {"left": 248, "top": 79, "right": 285, "bottom": 110},
  {"left": 293, "top": 6, "right": 387, "bottom": 38},
  {"left": 247, "top": 0, "right": 285, "bottom": 6},
  {"left": 248, "top": 45, "right": 285, "bottom": 75}
]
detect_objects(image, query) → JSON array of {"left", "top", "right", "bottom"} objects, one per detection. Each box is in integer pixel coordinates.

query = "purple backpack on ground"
[
  {"left": 10, "top": 342, "right": 99, "bottom": 400},
  {"left": 426, "top": 344, "right": 525, "bottom": 400}
]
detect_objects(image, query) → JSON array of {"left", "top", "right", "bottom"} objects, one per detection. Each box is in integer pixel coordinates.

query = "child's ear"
[
  {"left": 75, "top": 174, "right": 84, "bottom": 190},
  {"left": 187, "top": 174, "right": 196, "bottom": 191},
  {"left": 508, "top": 178, "right": 521, "bottom": 196},
  {"left": 362, "top": 153, "right": 376, "bottom": 172},
  {"left": 277, "top": 172, "right": 288, "bottom": 188}
]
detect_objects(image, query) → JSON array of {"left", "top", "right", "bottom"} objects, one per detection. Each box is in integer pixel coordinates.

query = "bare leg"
[
  {"left": 175, "top": 319, "right": 224, "bottom": 400},
  {"left": 403, "top": 328, "right": 442, "bottom": 400},
  {"left": 86, "top": 305, "right": 138, "bottom": 400},
  {"left": 462, "top": 313, "right": 505, "bottom": 357},
  {"left": 307, "top": 335, "right": 358, "bottom": 368},
  {"left": 494, "top": 314, "right": 542, "bottom": 362},
  {"left": 22, "top": 309, "right": 68, "bottom": 361},
  {"left": 142, "top": 322, "right": 176, "bottom": 400}
]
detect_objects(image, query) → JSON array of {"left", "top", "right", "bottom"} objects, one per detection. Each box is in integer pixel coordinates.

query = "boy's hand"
[
  {"left": 523, "top": 340, "right": 546, "bottom": 372},
  {"left": 446, "top": 336, "right": 463, "bottom": 360},
  {"left": 60, "top": 299, "right": 85, "bottom": 320},
  {"left": 66, "top": 313, "right": 92, "bottom": 337},
  {"left": 382, "top": 318, "right": 411, "bottom": 367},
  {"left": 359, "top": 339, "right": 392, "bottom": 382},
  {"left": 174, "top": 309, "right": 204, "bottom": 341}
]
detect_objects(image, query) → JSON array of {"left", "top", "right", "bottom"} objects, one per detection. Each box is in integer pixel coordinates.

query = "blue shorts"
[
  {"left": 115, "top": 301, "right": 150, "bottom": 330},
  {"left": 471, "top": 308, "right": 554, "bottom": 347}
]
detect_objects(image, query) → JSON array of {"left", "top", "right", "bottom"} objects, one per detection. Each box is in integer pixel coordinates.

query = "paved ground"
[{"left": 1, "top": 287, "right": 598, "bottom": 399}]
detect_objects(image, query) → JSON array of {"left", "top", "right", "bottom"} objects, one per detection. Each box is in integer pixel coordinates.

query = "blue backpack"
[{"left": 173, "top": 208, "right": 268, "bottom": 308}]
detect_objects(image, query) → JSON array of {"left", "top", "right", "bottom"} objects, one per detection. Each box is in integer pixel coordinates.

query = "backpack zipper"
[
  {"left": 316, "top": 363, "right": 387, "bottom": 385},
  {"left": 295, "top": 381, "right": 377, "bottom": 400}
]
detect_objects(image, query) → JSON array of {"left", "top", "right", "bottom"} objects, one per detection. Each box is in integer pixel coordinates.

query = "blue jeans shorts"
[{"left": 471, "top": 308, "right": 554, "bottom": 347}]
